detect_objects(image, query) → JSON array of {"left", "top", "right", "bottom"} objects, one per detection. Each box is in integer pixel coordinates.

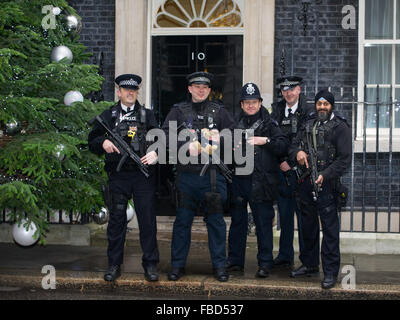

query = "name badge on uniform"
[
  {"left": 197, "top": 115, "right": 204, "bottom": 120},
  {"left": 282, "top": 119, "right": 291, "bottom": 125},
  {"left": 120, "top": 114, "right": 138, "bottom": 122}
]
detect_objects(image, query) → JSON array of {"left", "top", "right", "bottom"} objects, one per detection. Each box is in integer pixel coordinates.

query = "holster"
[
  {"left": 102, "top": 183, "right": 112, "bottom": 210},
  {"left": 334, "top": 180, "right": 348, "bottom": 210},
  {"left": 204, "top": 192, "right": 223, "bottom": 214}
]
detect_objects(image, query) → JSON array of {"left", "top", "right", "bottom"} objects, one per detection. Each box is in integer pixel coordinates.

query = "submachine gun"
[
  {"left": 180, "top": 122, "right": 232, "bottom": 183},
  {"left": 89, "top": 115, "right": 149, "bottom": 178},
  {"left": 304, "top": 123, "right": 322, "bottom": 201}
]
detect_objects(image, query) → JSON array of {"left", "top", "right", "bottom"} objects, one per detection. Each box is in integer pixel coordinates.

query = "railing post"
[
  {"left": 362, "top": 85, "right": 367, "bottom": 232},
  {"left": 375, "top": 85, "right": 379, "bottom": 232}
]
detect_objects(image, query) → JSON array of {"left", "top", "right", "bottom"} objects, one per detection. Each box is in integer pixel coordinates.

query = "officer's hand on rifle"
[
  {"left": 189, "top": 141, "right": 202, "bottom": 156},
  {"left": 202, "top": 128, "right": 220, "bottom": 143},
  {"left": 315, "top": 174, "right": 324, "bottom": 187},
  {"left": 141, "top": 150, "right": 158, "bottom": 165},
  {"left": 280, "top": 161, "right": 291, "bottom": 172},
  {"left": 247, "top": 136, "right": 269, "bottom": 146},
  {"left": 102, "top": 139, "right": 120, "bottom": 154},
  {"left": 296, "top": 150, "right": 309, "bottom": 168}
]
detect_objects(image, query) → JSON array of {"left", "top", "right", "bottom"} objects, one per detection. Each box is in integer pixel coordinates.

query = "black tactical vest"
[
  {"left": 280, "top": 110, "right": 299, "bottom": 141},
  {"left": 305, "top": 116, "right": 342, "bottom": 171},
  {"left": 111, "top": 104, "right": 147, "bottom": 156},
  {"left": 177, "top": 100, "right": 220, "bottom": 131}
]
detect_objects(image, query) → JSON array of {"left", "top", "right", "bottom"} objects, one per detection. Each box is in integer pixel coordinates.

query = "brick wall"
[
  {"left": 67, "top": 0, "right": 399, "bottom": 211},
  {"left": 68, "top": 0, "right": 115, "bottom": 101},
  {"left": 274, "top": 0, "right": 399, "bottom": 210}
]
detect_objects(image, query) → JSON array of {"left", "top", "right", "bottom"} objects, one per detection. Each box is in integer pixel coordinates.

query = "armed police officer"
[
  {"left": 289, "top": 89, "right": 351, "bottom": 289},
  {"left": 162, "top": 72, "right": 235, "bottom": 282},
  {"left": 88, "top": 74, "right": 160, "bottom": 282},
  {"left": 270, "top": 76, "right": 312, "bottom": 268},
  {"left": 227, "top": 83, "right": 288, "bottom": 278}
]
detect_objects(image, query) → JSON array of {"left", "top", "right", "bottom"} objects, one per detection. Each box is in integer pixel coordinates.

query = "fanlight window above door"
[{"left": 154, "top": 0, "right": 243, "bottom": 28}]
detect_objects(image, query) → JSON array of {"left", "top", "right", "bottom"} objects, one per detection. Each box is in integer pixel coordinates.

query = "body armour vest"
[
  {"left": 305, "top": 116, "right": 342, "bottom": 172},
  {"left": 280, "top": 111, "right": 299, "bottom": 142},
  {"left": 177, "top": 100, "right": 220, "bottom": 131},
  {"left": 111, "top": 105, "right": 147, "bottom": 157}
]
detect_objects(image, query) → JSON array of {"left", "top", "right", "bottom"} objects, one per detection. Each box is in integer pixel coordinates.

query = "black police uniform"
[
  {"left": 288, "top": 90, "right": 351, "bottom": 288},
  {"left": 228, "top": 83, "right": 289, "bottom": 276},
  {"left": 161, "top": 72, "right": 235, "bottom": 281},
  {"left": 88, "top": 74, "right": 159, "bottom": 280},
  {"left": 270, "top": 76, "right": 313, "bottom": 266}
]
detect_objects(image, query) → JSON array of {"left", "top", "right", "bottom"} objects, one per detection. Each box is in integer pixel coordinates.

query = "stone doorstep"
[
  {"left": 2, "top": 218, "right": 400, "bottom": 255},
  {"left": 1, "top": 271, "right": 400, "bottom": 300}
]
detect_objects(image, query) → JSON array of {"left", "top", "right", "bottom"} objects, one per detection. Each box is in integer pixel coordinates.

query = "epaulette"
[
  {"left": 334, "top": 114, "right": 350, "bottom": 128},
  {"left": 270, "top": 118, "right": 279, "bottom": 127}
]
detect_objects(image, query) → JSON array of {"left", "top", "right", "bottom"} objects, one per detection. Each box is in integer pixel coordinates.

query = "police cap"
[
  {"left": 276, "top": 75, "right": 303, "bottom": 91},
  {"left": 115, "top": 74, "right": 142, "bottom": 90},
  {"left": 240, "top": 82, "right": 263, "bottom": 101},
  {"left": 186, "top": 71, "right": 213, "bottom": 86}
]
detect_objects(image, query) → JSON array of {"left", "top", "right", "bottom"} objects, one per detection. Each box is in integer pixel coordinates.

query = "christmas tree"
[{"left": 0, "top": 0, "right": 113, "bottom": 244}]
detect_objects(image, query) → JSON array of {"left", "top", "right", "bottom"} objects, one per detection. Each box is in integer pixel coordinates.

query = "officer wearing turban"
[{"left": 288, "top": 89, "right": 351, "bottom": 289}]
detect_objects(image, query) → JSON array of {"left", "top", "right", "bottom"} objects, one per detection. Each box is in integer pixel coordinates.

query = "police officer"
[
  {"left": 161, "top": 71, "right": 235, "bottom": 282},
  {"left": 289, "top": 89, "right": 351, "bottom": 289},
  {"left": 270, "top": 76, "right": 312, "bottom": 268},
  {"left": 227, "top": 83, "right": 288, "bottom": 278},
  {"left": 88, "top": 74, "right": 160, "bottom": 282}
]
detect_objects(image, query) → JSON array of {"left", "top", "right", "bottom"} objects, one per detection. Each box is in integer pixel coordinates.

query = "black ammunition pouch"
[{"left": 102, "top": 183, "right": 112, "bottom": 210}]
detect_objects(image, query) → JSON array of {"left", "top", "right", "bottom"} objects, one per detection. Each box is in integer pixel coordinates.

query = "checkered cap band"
[
  {"left": 119, "top": 79, "right": 139, "bottom": 87},
  {"left": 280, "top": 80, "right": 300, "bottom": 87}
]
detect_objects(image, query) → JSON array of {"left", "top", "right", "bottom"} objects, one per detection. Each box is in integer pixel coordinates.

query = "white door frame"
[{"left": 145, "top": 0, "right": 245, "bottom": 107}]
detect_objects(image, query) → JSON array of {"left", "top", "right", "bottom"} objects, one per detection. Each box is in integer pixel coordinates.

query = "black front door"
[{"left": 152, "top": 35, "right": 243, "bottom": 215}]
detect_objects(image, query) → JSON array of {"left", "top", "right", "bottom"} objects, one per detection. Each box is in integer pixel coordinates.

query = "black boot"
[
  {"left": 167, "top": 267, "right": 185, "bottom": 281},
  {"left": 214, "top": 267, "right": 229, "bottom": 282},
  {"left": 290, "top": 265, "right": 319, "bottom": 278},
  {"left": 256, "top": 266, "right": 271, "bottom": 278},
  {"left": 321, "top": 274, "right": 337, "bottom": 289},
  {"left": 104, "top": 265, "right": 121, "bottom": 282},
  {"left": 143, "top": 264, "right": 159, "bottom": 282}
]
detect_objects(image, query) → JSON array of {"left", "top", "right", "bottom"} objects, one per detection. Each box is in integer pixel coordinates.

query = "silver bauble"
[
  {"left": 52, "top": 7, "right": 61, "bottom": 15},
  {"left": 53, "top": 144, "right": 66, "bottom": 161},
  {"left": 92, "top": 207, "right": 109, "bottom": 225},
  {"left": 50, "top": 45, "right": 73, "bottom": 63},
  {"left": 127, "top": 204, "right": 135, "bottom": 222},
  {"left": 63, "top": 15, "right": 82, "bottom": 35},
  {"left": 64, "top": 90, "right": 84, "bottom": 106},
  {"left": 5, "top": 120, "right": 21, "bottom": 135},
  {"left": 12, "top": 219, "right": 39, "bottom": 246}
]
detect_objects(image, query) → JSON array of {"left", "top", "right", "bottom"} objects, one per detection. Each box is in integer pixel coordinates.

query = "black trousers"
[
  {"left": 296, "top": 179, "right": 340, "bottom": 277},
  {"left": 107, "top": 170, "right": 159, "bottom": 267}
]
